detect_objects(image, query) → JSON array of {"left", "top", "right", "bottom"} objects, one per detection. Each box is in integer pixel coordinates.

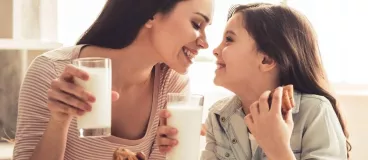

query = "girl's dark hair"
[
  {"left": 77, "top": 0, "right": 183, "bottom": 49},
  {"left": 228, "top": 3, "right": 351, "bottom": 158}
]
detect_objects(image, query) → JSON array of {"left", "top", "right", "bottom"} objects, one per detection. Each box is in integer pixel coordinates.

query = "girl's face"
[{"left": 213, "top": 13, "right": 263, "bottom": 90}]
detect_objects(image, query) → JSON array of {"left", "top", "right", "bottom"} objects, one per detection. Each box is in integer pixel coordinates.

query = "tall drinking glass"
[
  {"left": 166, "top": 93, "right": 204, "bottom": 160},
  {"left": 72, "top": 57, "right": 112, "bottom": 138}
]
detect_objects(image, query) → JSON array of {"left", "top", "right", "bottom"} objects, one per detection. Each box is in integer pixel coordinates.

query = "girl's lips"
[
  {"left": 216, "top": 61, "right": 226, "bottom": 66},
  {"left": 216, "top": 61, "right": 226, "bottom": 69}
]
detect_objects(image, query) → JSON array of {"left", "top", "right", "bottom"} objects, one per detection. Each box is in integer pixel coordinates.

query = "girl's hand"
[{"left": 244, "top": 87, "right": 295, "bottom": 160}]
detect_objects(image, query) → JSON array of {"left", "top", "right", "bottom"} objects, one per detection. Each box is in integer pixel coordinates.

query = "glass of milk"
[
  {"left": 166, "top": 93, "right": 204, "bottom": 160},
  {"left": 72, "top": 57, "right": 112, "bottom": 138}
]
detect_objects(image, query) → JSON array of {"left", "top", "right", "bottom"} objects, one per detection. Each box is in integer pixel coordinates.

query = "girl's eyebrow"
[{"left": 225, "top": 30, "right": 236, "bottom": 36}]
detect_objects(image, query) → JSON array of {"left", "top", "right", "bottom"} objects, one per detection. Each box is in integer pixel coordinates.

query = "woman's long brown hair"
[
  {"left": 228, "top": 3, "right": 351, "bottom": 158},
  {"left": 77, "top": 0, "right": 183, "bottom": 49}
]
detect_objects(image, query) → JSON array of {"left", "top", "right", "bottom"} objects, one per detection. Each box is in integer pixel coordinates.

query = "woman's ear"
[
  {"left": 145, "top": 18, "right": 154, "bottom": 28},
  {"left": 145, "top": 14, "right": 160, "bottom": 28},
  {"left": 259, "top": 54, "right": 277, "bottom": 72}
]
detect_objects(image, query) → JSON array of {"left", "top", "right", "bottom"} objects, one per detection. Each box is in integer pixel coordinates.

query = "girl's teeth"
[{"left": 217, "top": 64, "right": 225, "bottom": 69}]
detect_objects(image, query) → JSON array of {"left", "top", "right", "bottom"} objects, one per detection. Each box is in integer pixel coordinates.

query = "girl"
[{"left": 158, "top": 3, "right": 350, "bottom": 160}]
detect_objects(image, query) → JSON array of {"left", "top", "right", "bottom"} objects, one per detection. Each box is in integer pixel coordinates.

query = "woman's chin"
[
  {"left": 170, "top": 65, "right": 189, "bottom": 75},
  {"left": 162, "top": 60, "right": 189, "bottom": 74}
]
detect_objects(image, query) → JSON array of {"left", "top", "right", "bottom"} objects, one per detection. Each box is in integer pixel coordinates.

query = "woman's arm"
[
  {"left": 13, "top": 56, "right": 69, "bottom": 160},
  {"left": 29, "top": 119, "right": 70, "bottom": 160},
  {"left": 14, "top": 55, "right": 106, "bottom": 160}
]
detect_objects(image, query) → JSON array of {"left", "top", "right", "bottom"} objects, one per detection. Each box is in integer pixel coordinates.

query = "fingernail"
[
  {"left": 88, "top": 96, "right": 95, "bottom": 102},
  {"left": 85, "top": 105, "right": 92, "bottom": 111},
  {"left": 83, "top": 74, "right": 89, "bottom": 80},
  {"left": 173, "top": 140, "right": 178, "bottom": 145},
  {"left": 171, "top": 128, "right": 177, "bottom": 134}
]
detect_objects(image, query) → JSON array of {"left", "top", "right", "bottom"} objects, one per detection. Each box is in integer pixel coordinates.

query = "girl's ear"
[{"left": 259, "top": 53, "right": 277, "bottom": 72}]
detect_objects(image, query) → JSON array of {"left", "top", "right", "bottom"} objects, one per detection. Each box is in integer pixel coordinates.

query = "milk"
[
  {"left": 166, "top": 104, "right": 203, "bottom": 160},
  {"left": 74, "top": 67, "right": 111, "bottom": 130}
]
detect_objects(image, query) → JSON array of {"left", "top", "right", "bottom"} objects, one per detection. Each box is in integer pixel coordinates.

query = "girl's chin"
[{"left": 213, "top": 76, "right": 223, "bottom": 86}]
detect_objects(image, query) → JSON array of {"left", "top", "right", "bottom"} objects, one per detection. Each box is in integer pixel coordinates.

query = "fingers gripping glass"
[{"left": 72, "top": 57, "right": 112, "bottom": 138}]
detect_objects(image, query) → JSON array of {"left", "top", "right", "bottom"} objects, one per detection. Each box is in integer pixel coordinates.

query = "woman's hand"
[
  {"left": 156, "top": 109, "right": 178, "bottom": 153},
  {"left": 200, "top": 124, "right": 206, "bottom": 136},
  {"left": 244, "top": 87, "right": 295, "bottom": 160},
  {"left": 156, "top": 109, "right": 207, "bottom": 153},
  {"left": 47, "top": 64, "right": 119, "bottom": 124}
]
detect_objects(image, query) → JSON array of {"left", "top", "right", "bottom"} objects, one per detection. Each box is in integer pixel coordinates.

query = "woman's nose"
[{"left": 197, "top": 38, "right": 209, "bottom": 49}]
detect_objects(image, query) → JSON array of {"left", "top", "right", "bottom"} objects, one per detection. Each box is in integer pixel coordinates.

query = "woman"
[
  {"left": 157, "top": 3, "right": 351, "bottom": 160},
  {"left": 13, "top": 0, "right": 213, "bottom": 159}
]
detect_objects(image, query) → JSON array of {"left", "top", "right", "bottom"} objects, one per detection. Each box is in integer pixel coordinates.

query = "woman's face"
[
  {"left": 149, "top": 0, "right": 213, "bottom": 74},
  {"left": 213, "top": 13, "right": 264, "bottom": 90}
]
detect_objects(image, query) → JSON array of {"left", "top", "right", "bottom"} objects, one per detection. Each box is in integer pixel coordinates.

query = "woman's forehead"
[{"left": 183, "top": 0, "right": 214, "bottom": 22}]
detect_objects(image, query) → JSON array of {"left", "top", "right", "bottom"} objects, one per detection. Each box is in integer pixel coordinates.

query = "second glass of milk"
[
  {"left": 166, "top": 93, "right": 204, "bottom": 160},
  {"left": 72, "top": 57, "right": 112, "bottom": 138}
]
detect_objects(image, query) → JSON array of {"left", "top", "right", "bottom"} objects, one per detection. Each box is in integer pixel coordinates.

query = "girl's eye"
[{"left": 225, "top": 36, "right": 233, "bottom": 42}]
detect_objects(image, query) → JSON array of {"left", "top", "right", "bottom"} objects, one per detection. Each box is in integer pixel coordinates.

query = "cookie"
[
  {"left": 113, "top": 147, "right": 146, "bottom": 160},
  {"left": 268, "top": 84, "right": 295, "bottom": 114}
]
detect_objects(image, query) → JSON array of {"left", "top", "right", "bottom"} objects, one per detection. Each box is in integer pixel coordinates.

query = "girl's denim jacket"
[{"left": 201, "top": 91, "right": 347, "bottom": 160}]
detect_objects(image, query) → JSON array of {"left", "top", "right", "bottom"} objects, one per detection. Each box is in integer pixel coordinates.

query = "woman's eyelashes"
[{"left": 191, "top": 21, "right": 201, "bottom": 30}]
